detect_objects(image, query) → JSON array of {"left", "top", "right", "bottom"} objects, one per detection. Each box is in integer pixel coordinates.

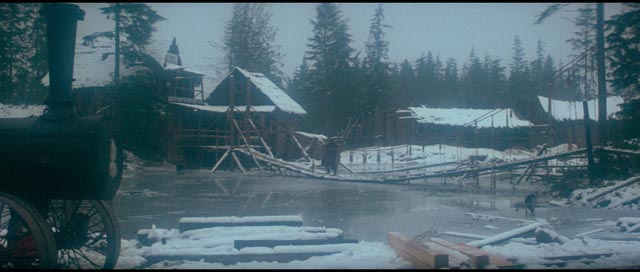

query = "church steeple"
[{"left": 164, "top": 37, "right": 182, "bottom": 66}]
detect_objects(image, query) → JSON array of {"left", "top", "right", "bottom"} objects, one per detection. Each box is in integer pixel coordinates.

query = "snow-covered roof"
[
  {"left": 42, "top": 38, "right": 209, "bottom": 90},
  {"left": 41, "top": 38, "right": 141, "bottom": 89},
  {"left": 0, "top": 103, "right": 45, "bottom": 118},
  {"left": 537, "top": 95, "right": 624, "bottom": 121},
  {"left": 171, "top": 102, "right": 276, "bottom": 113},
  {"left": 164, "top": 63, "right": 205, "bottom": 76},
  {"left": 235, "top": 67, "right": 306, "bottom": 115},
  {"left": 406, "top": 106, "right": 532, "bottom": 128}
]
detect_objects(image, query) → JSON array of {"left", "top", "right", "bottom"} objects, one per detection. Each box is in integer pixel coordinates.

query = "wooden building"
[
  {"left": 41, "top": 37, "right": 163, "bottom": 116},
  {"left": 385, "top": 106, "right": 535, "bottom": 150},
  {"left": 163, "top": 38, "right": 205, "bottom": 103},
  {"left": 537, "top": 95, "right": 624, "bottom": 148},
  {"left": 170, "top": 67, "right": 309, "bottom": 169}
]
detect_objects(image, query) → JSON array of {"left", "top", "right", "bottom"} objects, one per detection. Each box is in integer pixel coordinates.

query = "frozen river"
[{"left": 113, "top": 167, "right": 640, "bottom": 245}]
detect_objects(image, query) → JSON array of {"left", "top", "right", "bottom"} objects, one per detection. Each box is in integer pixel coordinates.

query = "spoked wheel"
[
  {"left": 0, "top": 193, "right": 57, "bottom": 269},
  {"left": 46, "top": 200, "right": 120, "bottom": 269}
]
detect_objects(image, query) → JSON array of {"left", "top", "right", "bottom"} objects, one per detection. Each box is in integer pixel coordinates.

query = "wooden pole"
[
  {"left": 246, "top": 76, "right": 252, "bottom": 113},
  {"left": 247, "top": 118, "right": 274, "bottom": 157},
  {"left": 233, "top": 119, "right": 263, "bottom": 172},
  {"left": 231, "top": 151, "right": 246, "bottom": 173},
  {"left": 290, "top": 132, "right": 311, "bottom": 162},
  {"left": 583, "top": 100, "right": 596, "bottom": 184},
  {"left": 596, "top": 2, "right": 608, "bottom": 170},
  {"left": 211, "top": 148, "right": 231, "bottom": 173},
  {"left": 228, "top": 74, "right": 236, "bottom": 171},
  {"left": 467, "top": 221, "right": 545, "bottom": 247}
]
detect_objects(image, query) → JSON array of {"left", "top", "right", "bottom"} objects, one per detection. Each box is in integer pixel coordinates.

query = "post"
[
  {"left": 246, "top": 76, "right": 252, "bottom": 114},
  {"left": 596, "top": 2, "right": 608, "bottom": 169},
  {"left": 583, "top": 101, "right": 595, "bottom": 184},
  {"left": 228, "top": 75, "right": 236, "bottom": 170}
]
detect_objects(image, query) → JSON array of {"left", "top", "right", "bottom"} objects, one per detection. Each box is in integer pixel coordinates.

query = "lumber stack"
[
  {"left": 387, "top": 232, "right": 522, "bottom": 269},
  {"left": 136, "top": 215, "right": 359, "bottom": 266}
]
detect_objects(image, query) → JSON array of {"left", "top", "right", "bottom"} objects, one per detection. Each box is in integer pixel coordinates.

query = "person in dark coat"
[{"left": 324, "top": 138, "right": 340, "bottom": 175}]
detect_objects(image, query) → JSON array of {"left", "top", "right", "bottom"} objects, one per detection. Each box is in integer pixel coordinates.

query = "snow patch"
[
  {"left": 0, "top": 103, "right": 45, "bottom": 118},
  {"left": 407, "top": 106, "right": 531, "bottom": 128}
]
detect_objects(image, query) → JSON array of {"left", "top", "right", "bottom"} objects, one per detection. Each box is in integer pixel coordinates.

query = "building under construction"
[{"left": 169, "top": 67, "right": 322, "bottom": 169}]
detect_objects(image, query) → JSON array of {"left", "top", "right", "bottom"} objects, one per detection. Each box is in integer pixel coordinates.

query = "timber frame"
[{"left": 169, "top": 68, "right": 312, "bottom": 170}]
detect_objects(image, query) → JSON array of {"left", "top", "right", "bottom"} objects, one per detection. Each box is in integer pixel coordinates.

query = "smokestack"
[{"left": 40, "top": 3, "right": 84, "bottom": 120}]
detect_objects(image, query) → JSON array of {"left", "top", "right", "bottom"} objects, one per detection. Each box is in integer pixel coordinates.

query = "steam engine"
[{"left": 0, "top": 3, "right": 123, "bottom": 201}]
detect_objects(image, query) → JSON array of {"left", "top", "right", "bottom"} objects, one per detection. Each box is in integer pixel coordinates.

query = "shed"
[
  {"left": 537, "top": 95, "right": 624, "bottom": 147},
  {"left": 386, "top": 106, "right": 534, "bottom": 150}
]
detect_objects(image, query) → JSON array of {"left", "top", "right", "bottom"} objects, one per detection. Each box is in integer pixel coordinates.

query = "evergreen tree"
[
  {"left": 114, "top": 68, "right": 172, "bottom": 160},
  {"left": 82, "top": 4, "right": 170, "bottom": 160},
  {"left": 486, "top": 55, "right": 506, "bottom": 108},
  {"left": 303, "top": 3, "right": 356, "bottom": 135},
  {"left": 288, "top": 57, "right": 311, "bottom": 114},
  {"left": 606, "top": 3, "right": 640, "bottom": 99},
  {"left": 461, "top": 48, "right": 486, "bottom": 108},
  {"left": 389, "top": 59, "right": 415, "bottom": 109},
  {"left": 607, "top": 3, "right": 640, "bottom": 138},
  {"left": 415, "top": 51, "right": 439, "bottom": 106},
  {"left": 432, "top": 55, "right": 444, "bottom": 106},
  {"left": 530, "top": 39, "right": 547, "bottom": 95},
  {"left": 442, "top": 58, "right": 460, "bottom": 107},
  {"left": 0, "top": 3, "right": 48, "bottom": 104},
  {"left": 508, "top": 36, "right": 530, "bottom": 102},
  {"left": 83, "top": 3, "right": 165, "bottom": 84},
  {"left": 567, "top": 3, "right": 597, "bottom": 100},
  {"left": 363, "top": 4, "right": 390, "bottom": 136},
  {"left": 222, "top": 3, "right": 284, "bottom": 87}
]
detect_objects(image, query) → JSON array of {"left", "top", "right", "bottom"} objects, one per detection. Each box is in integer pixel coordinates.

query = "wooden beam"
[
  {"left": 179, "top": 218, "right": 303, "bottom": 232},
  {"left": 143, "top": 252, "right": 339, "bottom": 266},
  {"left": 439, "top": 231, "right": 489, "bottom": 240},
  {"left": 543, "top": 252, "right": 614, "bottom": 261},
  {"left": 423, "top": 241, "right": 470, "bottom": 268},
  {"left": 210, "top": 148, "right": 231, "bottom": 173},
  {"left": 339, "top": 162, "right": 354, "bottom": 174},
  {"left": 584, "top": 175, "right": 640, "bottom": 203},
  {"left": 598, "top": 146, "right": 640, "bottom": 156},
  {"left": 382, "top": 148, "right": 587, "bottom": 182},
  {"left": 234, "top": 238, "right": 358, "bottom": 250},
  {"left": 387, "top": 232, "right": 449, "bottom": 269},
  {"left": 231, "top": 151, "right": 246, "bottom": 173},
  {"left": 290, "top": 132, "right": 311, "bottom": 162},
  {"left": 467, "top": 221, "right": 545, "bottom": 247},
  {"left": 233, "top": 119, "right": 263, "bottom": 172},
  {"left": 429, "top": 238, "right": 490, "bottom": 269},
  {"left": 516, "top": 144, "right": 547, "bottom": 185},
  {"left": 247, "top": 118, "right": 274, "bottom": 157},
  {"left": 465, "top": 213, "right": 536, "bottom": 224}
]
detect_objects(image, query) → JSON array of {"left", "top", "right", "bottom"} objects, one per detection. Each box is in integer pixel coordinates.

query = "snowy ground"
[
  {"left": 113, "top": 148, "right": 640, "bottom": 269},
  {"left": 0, "top": 103, "right": 45, "bottom": 118}
]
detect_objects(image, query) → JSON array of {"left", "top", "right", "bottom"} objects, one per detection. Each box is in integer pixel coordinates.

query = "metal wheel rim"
[
  {"left": 47, "top": 200, "right": 120, "bottom": 269},
  {"left": 0, "top": 193, "right": 57, "bottom": 269}
]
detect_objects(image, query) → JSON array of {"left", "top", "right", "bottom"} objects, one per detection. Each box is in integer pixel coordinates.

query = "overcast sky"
[{"left": 75, "top": 3, "right": 623, "bottom": 82}]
